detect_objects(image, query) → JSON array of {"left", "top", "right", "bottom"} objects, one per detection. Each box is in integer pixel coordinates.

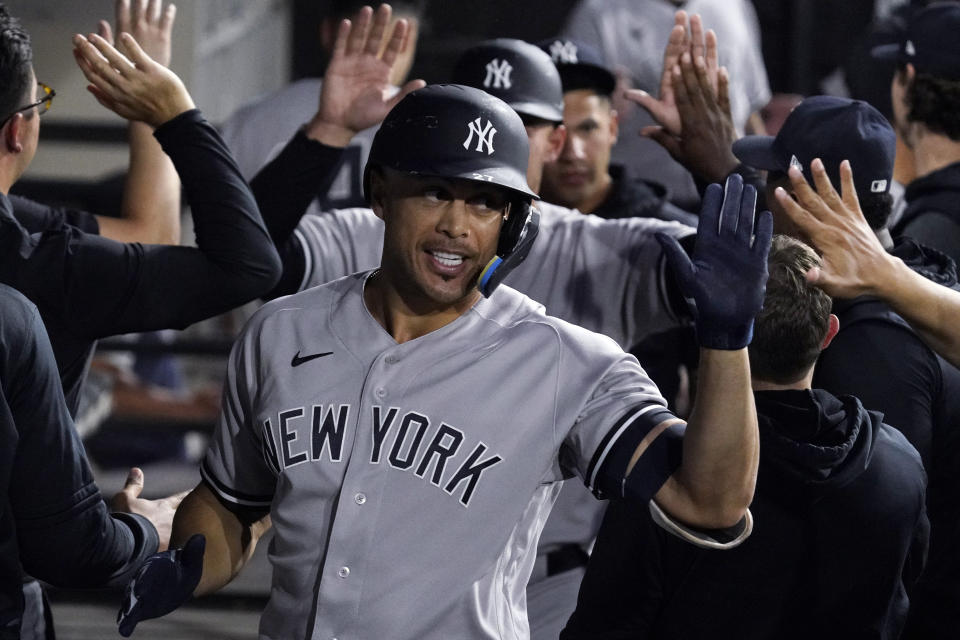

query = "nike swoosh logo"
[{"left": 291, "top": 351, "right": 333, "bottom": 367}]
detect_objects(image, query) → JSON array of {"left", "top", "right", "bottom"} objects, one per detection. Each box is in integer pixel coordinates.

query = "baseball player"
[
  {"left": 116, "top": 81, "right": 770, "bottom": 639},
  {"left": 245, "top": 12, "right": 695, "bottom": 637}
]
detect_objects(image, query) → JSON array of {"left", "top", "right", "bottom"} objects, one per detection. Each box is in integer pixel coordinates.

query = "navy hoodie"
[
  {"left": 894, "top": 161, "right": 960, "bottom": 263},
  {"left": 562, "top": 389, "right": 928, "bottom": 640}
]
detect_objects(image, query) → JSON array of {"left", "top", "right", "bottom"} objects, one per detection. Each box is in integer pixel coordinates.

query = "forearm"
[
  {"left": 879, "top": 256, "right": 960, "bottom": 369},
  {"left": 96, "top": 121, "right": 181, "bottom": 244},
  {"left": 661, "top": 348, "right": 758, "bottom": 527},
  {"left": 249, "top": 130, "right": 347, "bottom": 248},
  {"left": 171, "top": 484, "right": 268, "bottom": 596}
]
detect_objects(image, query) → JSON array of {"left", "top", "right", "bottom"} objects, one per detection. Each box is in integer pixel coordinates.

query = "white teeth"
[{"left": 431, "top": 251, "right": 463, "bottom": 266}]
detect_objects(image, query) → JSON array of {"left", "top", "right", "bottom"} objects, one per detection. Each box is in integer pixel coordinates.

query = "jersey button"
[
  {"left": 385, "top": 355, "right": 398, "bottom": 365},
  {"left": 338, "top": 566, "right": 350, "bottom": 578},
  {"left": 354, "top": 493, "right": 367, "bottom": 505},
  {"left": 375, "top": 387, "right": 387, "bottom": 399}
]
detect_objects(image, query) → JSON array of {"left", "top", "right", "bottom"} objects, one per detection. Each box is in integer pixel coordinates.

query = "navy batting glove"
[
  {"left": 656, "top": 174, "right": 773, "bottom": 350},
  {"left": 117, "top": 534, "right": 205, "bottom": 637}
]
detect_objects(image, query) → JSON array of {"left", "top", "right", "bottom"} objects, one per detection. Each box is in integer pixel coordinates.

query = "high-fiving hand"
[{"left": 657, "top": 174, "right": 773, "bottom": 350}]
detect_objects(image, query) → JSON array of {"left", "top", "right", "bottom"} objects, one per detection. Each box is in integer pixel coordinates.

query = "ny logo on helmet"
[
  {"left": 483, "top": 58, "right": 513, "bottom": 90},
  {"left": 463, "top": 117, "right": 497, "bottom": 155},
  {"left": 549, "top": 40, "right": 578, "bottom": 64}
]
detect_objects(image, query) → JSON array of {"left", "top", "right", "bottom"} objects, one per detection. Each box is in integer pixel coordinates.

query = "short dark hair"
[
  {"left": 749, "top": 235, "right": 832, "bottom": 385},
  {"left": 900, "top": 64, "right": 960, "bottom": 141},
  {"left": 0, "top": 5, "right": 32, "bottom": 123}
]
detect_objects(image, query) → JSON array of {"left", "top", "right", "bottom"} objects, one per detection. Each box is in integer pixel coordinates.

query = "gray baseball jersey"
[
  {"left": 200, "top": 272, "right": 675, "bottom": 640},
  {"left": 292, "top": 201, "right": 692, "bottom": 351}
]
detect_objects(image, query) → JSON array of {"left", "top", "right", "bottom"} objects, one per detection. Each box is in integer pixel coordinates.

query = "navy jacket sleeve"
[
  {"left": 249, "top": 130, "right": 347, "bottom": 297},
  {"left": 0, "top": 109, "right": 282, "bottom": 340},
  {"left": 1, "top": 287, "right": 157, "bottom": 588}
]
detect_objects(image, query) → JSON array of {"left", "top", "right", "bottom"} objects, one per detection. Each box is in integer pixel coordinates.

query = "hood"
[
  {"left": 754, "top": 389, "right": 879, "bottom": 502},
  {"left": 891, "top": 236, "right": 959, "bottom": 288},
  {"left": 898, "top": 161, "right": 960, "bottom": 231}
]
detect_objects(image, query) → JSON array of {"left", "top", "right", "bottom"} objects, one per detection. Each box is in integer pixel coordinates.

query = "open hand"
[
  {"left": 97, "top": 0, "right": 177, "bottom": 67},
  {"left": 72, "top": 31, "right": 194, "bottom": 127},
  {"left": 305, "top": 3, "right": 426, "bottom": 147},
  {"left": 111, "top": 468, "right": 188, "bottom": 552}
]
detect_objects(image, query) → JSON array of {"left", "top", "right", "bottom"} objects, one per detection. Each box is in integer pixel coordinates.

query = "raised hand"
[
  {"left": 72, "top": 31, "right": 194, "bottom": 127},
  {"left": 117, "top": 533, "right": 206, "bottom": 637},
  {"left": 657, "top": 174, "right": 773, "bottom": 350},
  {"left": 627, "top": 11, "right": 719, "bottom": 137},
  {"left": 775, "top": 159, "right": 896, "bottom": 298},
  {"left": 634, "top": 51, "right": 739, "bottom": 184},
  {"left": 111, "top": 468, "right": 188, "bottom": 552},
  {"left": 98, "top": 0, "right": 177, "bottom": 67},
  {"left": 305, "top": 3, "right": 426, "bottom": 147}
]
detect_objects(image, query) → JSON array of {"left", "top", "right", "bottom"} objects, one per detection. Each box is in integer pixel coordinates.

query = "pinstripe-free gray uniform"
[{"left": 200, "top": 272, "right": 673, "bottom": 639}]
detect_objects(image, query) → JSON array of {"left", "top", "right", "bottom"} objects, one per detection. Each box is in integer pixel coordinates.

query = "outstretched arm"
[
  {"left": 646, "top": 176, "right": 770, "bottom": 529},
  {"left": 86, "top": 0, "right": 182, "bottom": 245},
  {"left": 777, "top": 158, "right": 960, "bottom": 369},
  {"left": 250, "top": 3, "right": 424, "bottom": 295}
]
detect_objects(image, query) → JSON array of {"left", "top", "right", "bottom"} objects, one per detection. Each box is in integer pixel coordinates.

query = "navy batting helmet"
[
  {"left": 451, "top": 38, "right": 564, "bottom": 123},
  {"left": 364, "top": 84, "right": 540, "bottom": 297}
]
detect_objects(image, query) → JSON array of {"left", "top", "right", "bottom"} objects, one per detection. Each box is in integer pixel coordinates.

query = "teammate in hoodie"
[{"left": 561, "top": 235, "right": 929, "bottom": 640}]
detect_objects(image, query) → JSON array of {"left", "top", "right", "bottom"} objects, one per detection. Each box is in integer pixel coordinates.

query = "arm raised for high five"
[
  {"left": 249, "top": 4, "right": 425, "bottom": 295},
  {"left": 776, "top": 159, "right": 960, "bottom": 368},
  {"left": 304, "top": 3, "right": 425, "bottom": 147},
  {"left": 85, "top": 0, "right": 182, "bottom": 245}
]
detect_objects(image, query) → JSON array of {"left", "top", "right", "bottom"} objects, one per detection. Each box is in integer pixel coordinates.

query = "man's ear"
[
  {"left": 368, "top": 169, "right": 388, "bottom": 220},
  {"left": 821, "top": 314, "right": 840, "bottom": 350},
  {"left": 546, "top": 124, "right": 567, "bottom": 163},
  {"left": 609, "top": 108, "right": 619, "bottom": 146},
  {"left": 4, "top": 113, "right": 24, "bottom": 154}
]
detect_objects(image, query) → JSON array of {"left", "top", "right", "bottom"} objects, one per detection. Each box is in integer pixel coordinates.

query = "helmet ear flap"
[{"left": 478, "top": 201, "right": 540, "bottom": 297}]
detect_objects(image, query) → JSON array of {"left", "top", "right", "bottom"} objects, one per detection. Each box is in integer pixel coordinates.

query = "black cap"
[
  {"left": 538, "top": 38, "right": 616, "bottom": 96},
  {"left": 364, "top": 84, "right": 538, "bottom": 202},
  {"left": 733, "top": 96, "right": 895, "bottom": 196},
  {"left": 871, "top": 2, "right": 960, "bottom": 80},
  {"left": 451, "top": 39, "right": 564, "bottom": 123}
]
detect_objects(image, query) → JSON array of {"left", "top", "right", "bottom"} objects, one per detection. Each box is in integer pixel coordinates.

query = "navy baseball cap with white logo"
[
  {"left": 538, "top": 38, "right": 617, "bottom": 96},
  {"left": 871, "top": 2, "right": 960, "bottom": 81},
  {"left": 733, "top": 96, "right": 895, "bottom": 196}
]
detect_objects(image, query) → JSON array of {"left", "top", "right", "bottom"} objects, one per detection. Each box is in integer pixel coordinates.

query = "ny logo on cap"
[
  {"left": 789, "top": 154, "right": 803, "bottom": 171},
  {"left": 463, "top": 117, "right": 497, "bottom": 155},
  {"left": 549, "top": 40, "right": 579, "bottom": 64},
  {"left": 484, "top": 58, "right": 514, "bottom": 90},
  {"left": 905, "top": 40, "right": 916, "bottom": 56},
  {"left": 871, "top": 179, "right": 888, "bottom": 193}
]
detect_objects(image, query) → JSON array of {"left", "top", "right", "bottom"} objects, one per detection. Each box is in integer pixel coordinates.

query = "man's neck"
[
  {"left": 910, "top": 127, "right": 960, "bottom": 179},
  {"left": 363, "top": 270, "right": 479, "bottom": 344},
  {"left": 751, "top": 369, "right": 814, "bottom": 392}
]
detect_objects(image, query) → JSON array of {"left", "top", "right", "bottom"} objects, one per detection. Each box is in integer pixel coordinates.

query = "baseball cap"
[
  {"left": 451, "top": 39, "right": 564, "bottom": 123},
  {"left": 364, "top": 84, "right": 537, "bottom": 202},
  {"left": 732, "top": 96, "right": 896, "bottom": 196},
  {"left": 538, "top": 38, "right": 617, "bottom": 96},
  {"left": 871, "top": 2, "right": 960, "bottom": 80}
]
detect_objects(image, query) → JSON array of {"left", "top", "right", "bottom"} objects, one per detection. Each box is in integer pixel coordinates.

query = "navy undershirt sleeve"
[
  {"left": 3, "top": 291, "right": 158, "bottom": 589},
  {"left": 249, "top": 130, "right": 347, "bottom": 297}
]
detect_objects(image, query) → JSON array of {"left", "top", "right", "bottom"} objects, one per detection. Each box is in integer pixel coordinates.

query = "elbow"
[{"left": 682, "top": 485, "right": 755, "bottom": 530}]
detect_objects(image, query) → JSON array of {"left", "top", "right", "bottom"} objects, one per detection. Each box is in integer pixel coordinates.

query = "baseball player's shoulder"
[
  {"left": 242, "top": 271, "right": 366, "bottom": 335},
  {"left": 536, "top": 200, "right": 693, "bottom": 238},
  {"left": 476, "top": 285, "right": 625, "bottom": 359}
]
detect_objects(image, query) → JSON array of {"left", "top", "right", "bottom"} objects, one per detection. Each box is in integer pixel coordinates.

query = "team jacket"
[
  {"left": 0, "top": 285, "right": 158, "bottom": 639},
  {"left": 563, "top": 388, "right": 929, "bottom": 640},
  {"left": 893, "top": 161, "right": 960, "bottom": 264}
]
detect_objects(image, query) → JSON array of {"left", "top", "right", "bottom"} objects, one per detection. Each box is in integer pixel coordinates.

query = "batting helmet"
[
  {"left": 364, "top": 84, "right": 540, "bottom": 297},
  {"left": 451, "top": 38, "right": 564, "bottom": 123}
]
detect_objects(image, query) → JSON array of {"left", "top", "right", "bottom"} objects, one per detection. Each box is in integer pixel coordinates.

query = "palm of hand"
[{"left": 321, "top": 58, "right": 395, "bottom": 134}]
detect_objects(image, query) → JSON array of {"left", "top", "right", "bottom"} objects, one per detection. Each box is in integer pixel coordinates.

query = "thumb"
[
  {"left": 181, "top": 534, "right": 206, "bottom": 570},
  {"left": 640, "top": 126, "right": 683, "bottom": 161},
  {"left": 656, "top": 232, "right": 696, "bottom": 293},
  {"left": 386, "top": 78, "right": 427, "bottom": 110},
  {"left": 625, "top": 89, "right": 674, "bottom": 130},
  {"left": 123, "top": 467, "right": 145, "bottom": 499}
]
